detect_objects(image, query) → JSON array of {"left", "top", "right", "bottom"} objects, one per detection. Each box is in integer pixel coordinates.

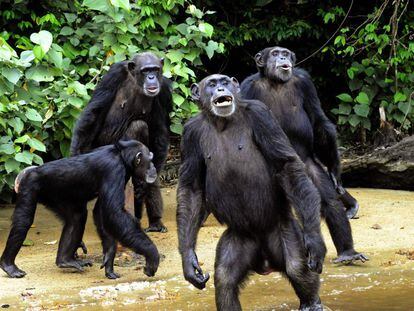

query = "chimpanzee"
[
  {"left": 0, "top": 140, "right": 160, "bottom": 279},
  {"left": 177, "top": 74, "right": 326, "bottom": 311},
  {"left": 241, "top": 46, "right": 367, "bottom": 264},
  {"left": 71, "top": 51, "right": 172, "bottom": 233}
]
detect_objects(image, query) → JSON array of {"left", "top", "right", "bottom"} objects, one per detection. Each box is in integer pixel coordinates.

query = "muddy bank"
[{"left": 0, "top": 188, "right": 413, "bottom": 310}]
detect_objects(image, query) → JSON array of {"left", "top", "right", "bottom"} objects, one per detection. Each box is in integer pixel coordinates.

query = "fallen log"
[{"left": 341, "top": 136, "right": 414, "bottom": 191}]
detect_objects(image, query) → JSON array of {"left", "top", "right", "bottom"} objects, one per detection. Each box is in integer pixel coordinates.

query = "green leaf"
[
  {"left": 0, "top": 144, "right": 15, "bottom": 155},
  {"left": 15, "top": 135, "right": 30, "bottom": 143},
  {"left": 30, "top": 30, "right": 53, "bottom": 53},
  {"left": 173, "top": 94, "right": 185, "bottom": 106},
  {"left": 336, "top": 93, "right": 353, "bottom": 103},
  {"left": 354, "top": 104, "right": 369, "bottom": 117},
  {"left": 348, "top": 115, "right": 361, "bottom": 127},
  {"left": 60, "top": 26, "right": 74, "bottom": 36},
  {"left": 33, "top": 45, "right": 46, "bottom": 60},
  {"left": 2, "top": 68, "right": 22, "bottom": 84},
  {"left": 170, "top": 123, "right": 183, "bottom": 135},
  {"left": 28, "top": 138, "right": 46, "bottom": 152},
  {"left": 398, "top": 102, "right": 410, "bottom": 115},
  {"left": 83, "top": 0, "right": 110, "bottom": 12},
  {"left": 154, "top": 14, "right": 171, "bottom": 30},
  {"left": 166, "top": 50, "right": 184, "bottom": 63},
  {"left": 25, "top": 108, "right": 43, "bottom": 122},
  {"left": 5, "top": 158, "right": 20, "bottom": 173},
  {"left": 8, "top": 117, "right": 24, "bottom": 134},
  {"left": 15, "top": 151, "right": 34, "bottom": 165},
  {"left": 355, "top": 92, "right": 370, "bottom": 105},
  {"left": 337, "top": 103, "right": 352, "bottom": 115},
  {"left": 349, "top": 79, "right": 363, "bottom": 91},
  {"left": 199, "top": 22, "right": 214, "bottom": 37},
  {"left": 394, "top": 92, "right": 407, "bottom": 103},
  {"left": 48, "top": 49, "right": 63, "bottom": 68},
  {"left": 110, "top": 0, "right": 130, "bottom": 11},
  {"left": 60, "top": 140, "right": 70, "bottom": 157},
  {"left": 22, "top": 239, "right": 34, "bottom": 246},
  {"left": 205, "top": 40, "right": 218, "bottom": 59},
  {"left": 26, "top": 65, "right": 54, "bottom": 82},
  {"left": 68, "top": 81, "right": 88, "bottom": 97},
  {"left": 347, "top": 68, "right": 354, "bottom": 79}
]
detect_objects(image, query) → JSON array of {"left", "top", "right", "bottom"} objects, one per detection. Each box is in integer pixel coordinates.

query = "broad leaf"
[
  {"left": 30, "top": 30, "right": 53, "bottom": 53},
  {"left": 355, "top": 92, "right": 370, "bottom": 105}
]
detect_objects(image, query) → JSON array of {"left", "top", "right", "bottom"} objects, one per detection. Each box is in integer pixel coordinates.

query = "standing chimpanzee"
[
  {"left": 177, "top": 74, "right": 326, "bottom": 311},
  {"left": 0, "top": 140, "right": 160, "bottom": 279},
  {"left": 71, "top": 52, "right": 171, "bottom": 233},
  {"left": 241, "top": 46, "right": 368, "bottom": 264}
]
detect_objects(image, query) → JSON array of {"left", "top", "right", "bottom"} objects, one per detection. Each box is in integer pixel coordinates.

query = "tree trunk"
[{"left": 341, "top": 136, "right": 414, "bottom": 190}]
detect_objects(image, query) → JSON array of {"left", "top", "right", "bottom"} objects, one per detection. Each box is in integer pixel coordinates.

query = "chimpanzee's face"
[
  {"left": 128, "top": 52, "right": 164, "bottom": 97},
  {"left": 255, "top": 47, "right": 296, "bottom": 82},
  {"left": 191, "top": 74, "right": 240, "bottom": 118},
  {"left": 133, "top": 143, "right": 157, "bottom": 184}
]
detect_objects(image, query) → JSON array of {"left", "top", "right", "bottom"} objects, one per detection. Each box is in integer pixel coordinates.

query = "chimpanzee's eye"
[
  {"left": 272, "top": 50, "right": 278, "bottom": 56},
  {"left": 222, "top": 80, "right": 229, "bottom": 86},
  {"left": 282, "top": 51, "right": 289, "bottom": 57},
  {"left": 209, "top": 81, "right": 216, "bottom": 88}
]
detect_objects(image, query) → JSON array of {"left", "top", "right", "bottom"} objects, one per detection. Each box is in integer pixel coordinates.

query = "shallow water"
[{"left": 0, "top": 188, "right": 413, "bottom": 310}]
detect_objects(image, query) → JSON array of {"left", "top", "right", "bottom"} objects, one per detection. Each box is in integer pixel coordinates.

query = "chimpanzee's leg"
[
  {"left": 56, "top": 205, "right": 92, "bottom": 271},
  {"left": 97, "top": 196, "right": 160, "bottom": 277},
  {"left": 93, "top": 205, "right": 119, "bottom": 279},
  {"left": 306, "top": 160, "right": 368, "bottom": 264},
  {"left": 267, "top": 221, "right": 323, "bottom": 311},
  {"left": 143, "top": 180, "right": 167, "bottom": 232},
  {"left": 0, "top": 189, "right": 37, "bottom": 278},
  {"left": 125, "top": 120, "right": 167, "bottom": 232},
  {"left": 214, "top": 229, "right": 258, "bottom": 311}
]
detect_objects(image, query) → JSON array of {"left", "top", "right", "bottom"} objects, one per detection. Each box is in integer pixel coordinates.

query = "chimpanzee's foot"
[
  {"left": 333, "top": 250, "right": 369, "bottom": 264},
  {"left": 0, "top": 261, "right": 27, "bottom": 278},
  {"left": 74, "top": 241, "right": 89, "bottom": 259},
  {"left": 57, "top": 258, "right": 92, "bottom": 271},
  {"left": 299, "top": 298, "right": 324, "bottom": 311},
  {"left": 105, "top": 270, "right": 121, "bottom": 279},
  {"left": 346, "top": 203, "right": 360, "bottom": 219},
  {"left": 144, "top": 221, "right": 168, "bottom": 233}
]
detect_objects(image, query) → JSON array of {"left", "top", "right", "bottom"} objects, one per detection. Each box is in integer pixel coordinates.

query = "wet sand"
[{"left": 0, "top": 188, "right": 413, "bottom": 310}]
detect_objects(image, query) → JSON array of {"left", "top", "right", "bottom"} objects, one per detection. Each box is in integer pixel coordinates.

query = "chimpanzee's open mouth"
[
  {"left": 278, "top": 64, "right": 292, "bottom": 71},
  {"left": 146, "top": 87, "right": 159, "bottom": 94},
  {"left": 213, "top": 95, "right": 233, "bottom": 107}
]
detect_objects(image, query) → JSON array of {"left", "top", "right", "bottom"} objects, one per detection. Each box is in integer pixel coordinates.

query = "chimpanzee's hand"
[
  {"left": 329, "top": 172, "right": 345, "bottom": 195},
  {"left": 304, "top": 233, "right": 326, "bottom": 274},
  {"left": 144, "top": 251, "right": 160, "bottom": 277},
  {"left": 183, "top": 250, "right": 210, "bottom": 289}
]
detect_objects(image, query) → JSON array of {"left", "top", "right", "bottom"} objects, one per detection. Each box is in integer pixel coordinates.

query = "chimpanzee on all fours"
[
  {"left": 177, "top": 74, "right": 326, "bottom": 311},
  {"left": 0, "top": 140, "right": 159, "bottom": 280},
  {"left": 241, "top": 46, "right": 368, "bottom": 264},
  {"left": 71, "top": 52, "right": 172, "bottom": 234}
]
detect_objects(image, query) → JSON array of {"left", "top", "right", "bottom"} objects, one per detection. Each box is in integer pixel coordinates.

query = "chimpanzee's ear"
[
  {"left": 190, "top": 83, "right": 200, "bottom": 101},
  {"left": 291, "top": 51, "right": 296, "bottom": 66},
  {"left": 128, "top": 61, "right": 136, "bottom": 71},
  {"left": 254, "top": 51, "right": 265, "bottom": 68},
  {"left": 231, "top": 77, "right": 240, "bottom": 93},
  {"left": 160, "top": 57, "right": 164, "bottom": 66},
  {"left": 134, "top": 152, "right": 142, "bottom": 166}
]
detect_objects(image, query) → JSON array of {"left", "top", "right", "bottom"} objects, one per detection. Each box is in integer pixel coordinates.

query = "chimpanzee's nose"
[
  {"left": 148, "top": 75, "right": 155, "bottom": 80},
  {"left": 218, "top": 87, "right": 224, "bottom": 92}
]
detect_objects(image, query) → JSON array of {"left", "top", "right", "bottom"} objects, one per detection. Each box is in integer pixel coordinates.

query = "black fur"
[
  {"left": 177, "top": 74, "right": 325, "bottom": 311},
  {"left": 71, "top": 52, "right": 172, "bottom": 233},
  {"left": 0, "top": 141, "right": 159, "bottom": 279},
  {"left": 241, "top": 47, "right": 368, "bottom": 263}
]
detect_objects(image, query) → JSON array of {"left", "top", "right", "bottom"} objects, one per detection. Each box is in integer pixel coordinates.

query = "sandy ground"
[{"left": 0, "top": 188, "right": 413, "bottom": 310}]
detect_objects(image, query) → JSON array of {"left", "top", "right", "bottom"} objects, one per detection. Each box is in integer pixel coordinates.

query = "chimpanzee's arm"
[
  {"left": 70, "top": 62, "right": 129, "bottom": 156},
  {"left": 299, "top": 72, "right": 341, "bottom": 181},
  {"left": 99, "top": 172, "right": 159, "bottom": 276},
  {"left": 148, "top": 79, "right": 172, "bottom": 172},
  {"left": 248, "top": 102, "right": 326, "bottom": 273},
  {"left": 176, "top": 121, "right": 209, "bottom": 289}
]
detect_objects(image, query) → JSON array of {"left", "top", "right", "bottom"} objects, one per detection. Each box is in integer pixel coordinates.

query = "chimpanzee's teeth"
[{"left": 216, "top": 101, "right": 232, "bottom": 107}]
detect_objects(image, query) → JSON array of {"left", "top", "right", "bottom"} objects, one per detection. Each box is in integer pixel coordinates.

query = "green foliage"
[
  {"left": 0, "top": 0, "right": 223, "bottom": 200},
  {"left": 322, "top": 2, "right": 414, "bottom": 134}
]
